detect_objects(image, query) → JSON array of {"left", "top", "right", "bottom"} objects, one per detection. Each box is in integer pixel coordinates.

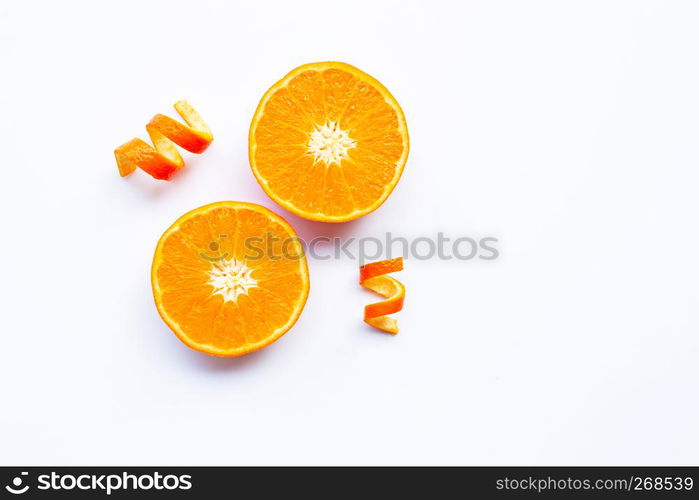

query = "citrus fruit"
[
  {"left": 249, "top": 61, "right": 409, "bottom": 222},
  {"left": 151, "top": 201, "right": 310, "bottom": 356}
]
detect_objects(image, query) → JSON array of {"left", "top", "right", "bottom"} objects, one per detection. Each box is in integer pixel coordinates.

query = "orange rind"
[
  {"left": 359, "top": 257, "right": 405, "bottom": 334},
  {"left": 115, "top": 100, "right": 213, "bottom": 180}
]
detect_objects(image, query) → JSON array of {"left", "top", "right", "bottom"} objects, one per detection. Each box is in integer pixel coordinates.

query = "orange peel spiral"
[
  {"left": 359, "top": 257, "right": 405, "bottom": 334},
  {"left": 114, "top": 100, "right": 213, "bottom": 181}
]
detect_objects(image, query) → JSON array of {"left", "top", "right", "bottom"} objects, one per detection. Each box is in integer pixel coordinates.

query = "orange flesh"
[
  {"left": 359, "top": 258, "right": 405, "bottom": 334},
  {"left": 152, "top": 202, "right": 309, "bottom": 356},
  {"left": 249, "top": 62, "right": 409, "bottom": 222},
  {"left": 115, "top": 100, "right": 213, "bottom": 180}
]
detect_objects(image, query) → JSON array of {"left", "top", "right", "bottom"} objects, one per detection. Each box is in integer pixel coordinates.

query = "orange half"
[
  {"left": 249, "top": 61, "right": 409, "bottom": 222},
  {"left": 151, "top": 201, "right": 310, "bottom": 356}
]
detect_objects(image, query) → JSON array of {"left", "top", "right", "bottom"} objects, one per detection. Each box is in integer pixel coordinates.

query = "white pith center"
[
  {"left": 307, "top": 121, "right": 356, "bottom": 165},
  {"left": 207, "top": 258, "right": 257, "bottom": 303}
]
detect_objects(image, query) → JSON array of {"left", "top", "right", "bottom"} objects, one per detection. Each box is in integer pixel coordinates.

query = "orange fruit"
[
  {"left": 151, "top": 201, "right": 310, "bottom": 356},
  {"left": 249, "top": 61, "right": 409, "bottom": 222}
]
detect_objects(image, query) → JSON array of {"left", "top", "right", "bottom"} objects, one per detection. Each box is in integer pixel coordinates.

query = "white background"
[{"left": 1, "top": 0, "right": 697, "bottom": 466}]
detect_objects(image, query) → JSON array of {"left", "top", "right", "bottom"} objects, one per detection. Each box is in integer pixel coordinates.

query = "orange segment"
[
  {"left": 249, "top": 62, "right": 409, "bottom": 222},
  {"left": 151, "top": 201, "right": 310, "bottom": 356}
]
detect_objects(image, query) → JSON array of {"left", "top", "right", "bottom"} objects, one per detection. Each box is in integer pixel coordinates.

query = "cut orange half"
[
  {"left": 151, "top": 201, "right": 310, "bottom": 356},
  {"left": 249, "top": 61, "right": 409, "bottom": 222}
]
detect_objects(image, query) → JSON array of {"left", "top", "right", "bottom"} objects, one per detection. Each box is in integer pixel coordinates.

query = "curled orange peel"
[
  {"left": 114, "top": 100, "right": 213, "bottom": 181},
  {"left": 359, "top": 257, "right": 405, "bottom": 334}
]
